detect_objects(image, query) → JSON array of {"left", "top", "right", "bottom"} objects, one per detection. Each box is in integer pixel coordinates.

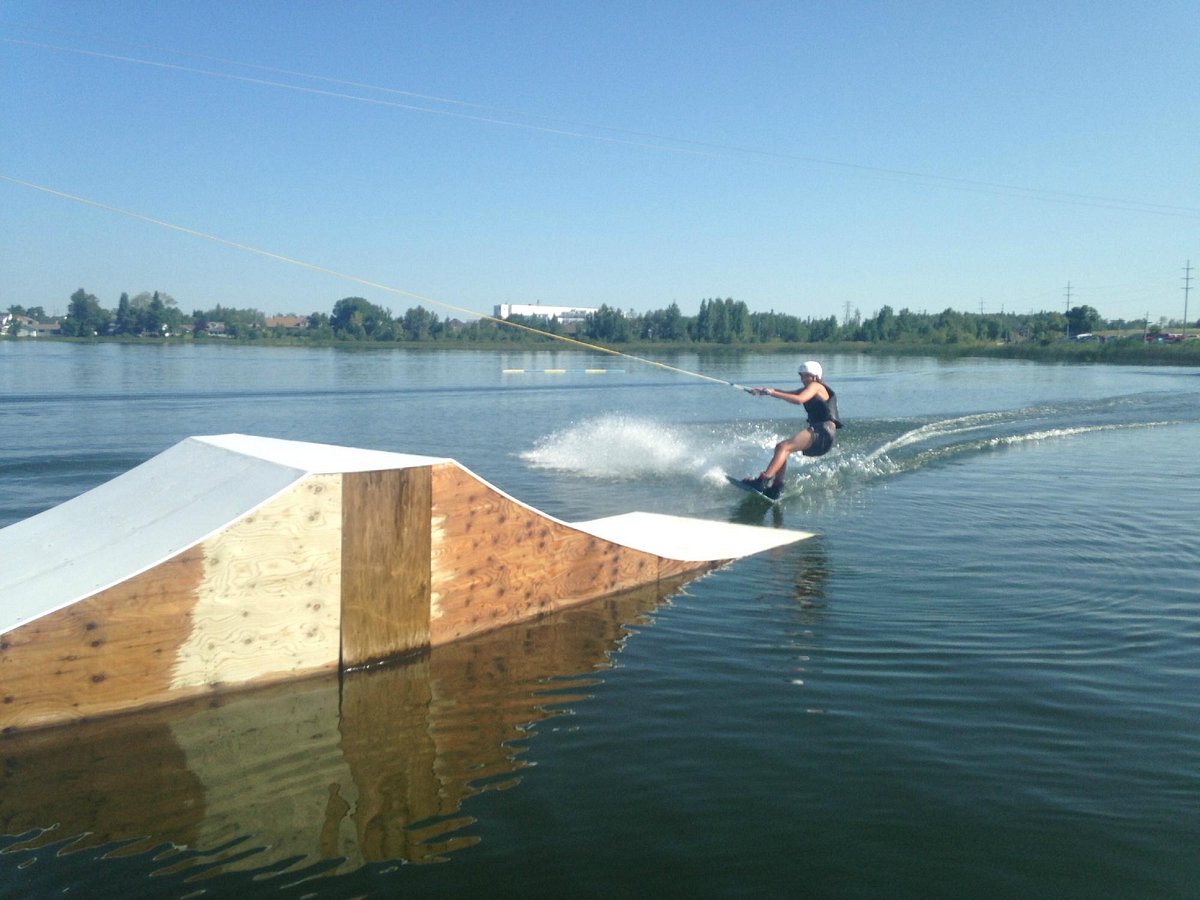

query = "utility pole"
[
  {"left": 1183, "top": 260, "right": 1193, "bottom": 340},
  {"left": 1064, "top": 282, "right": 1073, "bottom": 338}
]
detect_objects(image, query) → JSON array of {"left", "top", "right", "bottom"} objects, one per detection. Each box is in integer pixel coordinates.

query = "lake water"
[{"left": 1, "top": 342, "right": 1197, "bottom": 897}]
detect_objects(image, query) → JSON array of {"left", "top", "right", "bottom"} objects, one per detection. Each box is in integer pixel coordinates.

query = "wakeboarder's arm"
[{"left": 751, "top": 384, "right": 821, "bottom": 405}]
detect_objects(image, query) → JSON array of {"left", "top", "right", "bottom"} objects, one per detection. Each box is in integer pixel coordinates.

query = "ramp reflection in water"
[{"left": 0, "top": 575, "right": 691, "bottom": 881}]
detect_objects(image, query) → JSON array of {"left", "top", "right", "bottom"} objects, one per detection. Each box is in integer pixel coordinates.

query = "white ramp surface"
[
  {"left": 574, "top": 512, "right": 811, "bottom": 562},
  {"left": 0, "top": 439, "right": 304, "bottom": 633}
]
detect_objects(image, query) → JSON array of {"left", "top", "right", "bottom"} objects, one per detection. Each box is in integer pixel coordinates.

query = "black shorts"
[{"left": 801, "top": 421, "right": 837, "bottom": 458}]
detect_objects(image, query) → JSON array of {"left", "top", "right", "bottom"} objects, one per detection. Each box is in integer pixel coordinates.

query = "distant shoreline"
[{"left": 7, "top": 335, "right": 1198, "bottom": 367}]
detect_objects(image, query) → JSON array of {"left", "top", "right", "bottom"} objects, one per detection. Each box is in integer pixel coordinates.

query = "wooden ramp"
[{"left": 0, "top": 434, "right": 811, "bottom": 733}]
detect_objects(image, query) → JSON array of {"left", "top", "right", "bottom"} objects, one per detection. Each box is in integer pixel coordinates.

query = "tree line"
[{"left": 10, "top": 288, "right": 1169, "bottom": 347}]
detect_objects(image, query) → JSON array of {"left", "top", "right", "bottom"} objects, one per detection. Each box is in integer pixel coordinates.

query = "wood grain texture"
[
  {"left": 340, "top": 468, "right": 432, "bottom": 667},
  {"left": 1, "top": 476, "right": 343, "bottom": 734},
  {"left": 0, "top": 547, "right": 205, "bottom": 733},
  {"left": 428, "top": 462, "right": 706, "bottom": 645},
  {"left": 170, "top": 475, "right": 342, "bottom": 690}
]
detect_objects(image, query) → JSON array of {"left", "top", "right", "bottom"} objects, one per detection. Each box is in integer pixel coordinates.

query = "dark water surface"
[{"left": 1, "top": 342, "right": 1197, "bottom": 897}]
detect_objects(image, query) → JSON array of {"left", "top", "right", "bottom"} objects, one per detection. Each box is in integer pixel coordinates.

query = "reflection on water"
[
  {"left": 789, "top": 542, "right": 831, "bottom": 609},
  {"left": 0, "top": 576, "right": 694, "bottom": 886}
]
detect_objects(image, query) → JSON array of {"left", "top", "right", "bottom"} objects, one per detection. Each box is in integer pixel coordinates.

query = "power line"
[{"left": 5, "top": 35, "right": 1200, "bottom": 220}]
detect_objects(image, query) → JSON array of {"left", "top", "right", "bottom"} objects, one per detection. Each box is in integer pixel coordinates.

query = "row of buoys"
[{"left": 501, "top": 368, "right": 625, "bottom": 374}]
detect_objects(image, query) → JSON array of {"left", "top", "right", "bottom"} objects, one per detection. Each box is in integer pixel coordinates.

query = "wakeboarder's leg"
[{"left": 760, "top": 430, "right": 813, "bottom": 483}]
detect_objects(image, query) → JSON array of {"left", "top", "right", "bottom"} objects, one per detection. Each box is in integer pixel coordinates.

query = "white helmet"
[{"left": 798, "top": 360, "right": 823, "bottom": 380}]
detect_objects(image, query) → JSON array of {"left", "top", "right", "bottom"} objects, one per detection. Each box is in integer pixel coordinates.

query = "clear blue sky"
[{"left": 3, "top": 1, "right": 1198, "bottom": 324}]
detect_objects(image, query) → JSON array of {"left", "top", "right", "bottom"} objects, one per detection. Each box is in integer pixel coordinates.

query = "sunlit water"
[{"left": 1, "top": 343, "right": 1197, "bottom": 897}]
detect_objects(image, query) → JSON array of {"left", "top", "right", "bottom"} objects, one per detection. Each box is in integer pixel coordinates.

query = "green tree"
[
  {"left": 872, "top": 305, "right": 896, "bottom": 342},
  {"left": 114, "top": 293, "right": 138, "bottom": 335},
  {"left": 1067, "top": 305, "right": 1102, "bottom": 336},
  {"left": 305, "top": 311, "right": 333, "bottom": 340},
  {"left": 138, "top": 292, "right": 167, "bottom": 336},
  {"left": 583, "top": 304, "right": 630, "bottom": 342},
  {"left": 331, "top": 296, "right": 391, "bottom": 339},
  {"left": 401, "top": 305, "right": 437, "bottom": 341},
  {"left": 693, "top": 297, "right": 744, "bottom": 343},
  {"left": 808, "top": 315, "right": 840, "bottom": 342},
  {"left": 130, "top": 290, "right": 177, "bottom": 311},
  {"left": 661, "top": 301, "right": 685, "bottom": 340},
  {"left": 711, "top": 299, "right": 730, "bottom": 342},
  {"left": 640, "top": 302, "right": 687, "bottom": 341},
  {"left": 929, "top": 307, "right": 967, "bottom": 344},
  {"left": 728, "top": 299, "right": 751, "bottom": 343},
  {"left": 7, "top": 304, "right": 47, "bottom": 320},
  {"left": 62, "top": 288, "right": 110, "bottom": 336}
]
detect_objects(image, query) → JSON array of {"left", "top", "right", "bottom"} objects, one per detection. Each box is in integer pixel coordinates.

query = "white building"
[{"left": 494, "top": 303, "right": 599, "bottom": 324}]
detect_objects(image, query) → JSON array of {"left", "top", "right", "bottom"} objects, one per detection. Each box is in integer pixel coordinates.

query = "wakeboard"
[{"left": 726, "top": 475, "right": 782, "bottom": 504}]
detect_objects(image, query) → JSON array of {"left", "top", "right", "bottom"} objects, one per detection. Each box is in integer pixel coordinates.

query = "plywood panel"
[
  {"left": 428, "top": 463, "right": 682, "bottom": 644},
  {"left": 170, "top": 475, "right": 342, "bottom": 689},
  {"left": 0, "top": 475, "right": 347, "bottom": 734},
  {"left": 341, "top": 468, "right": 432, "bottom": 667},
  {"left": 0, "top": 548, "right": 205, "bottom": 733}
]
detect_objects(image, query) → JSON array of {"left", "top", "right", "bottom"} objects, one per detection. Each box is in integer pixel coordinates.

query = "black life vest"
[{"left": 803, "top": 386, "right": 842, "bottom": 428}]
